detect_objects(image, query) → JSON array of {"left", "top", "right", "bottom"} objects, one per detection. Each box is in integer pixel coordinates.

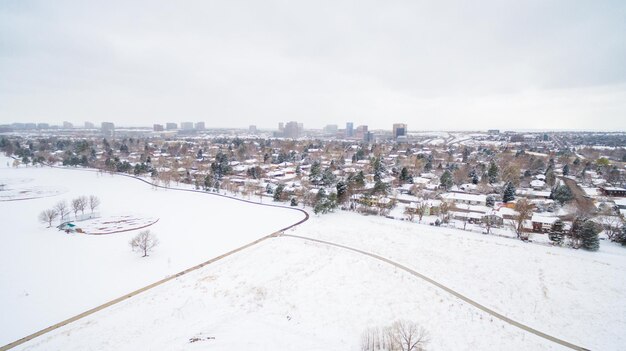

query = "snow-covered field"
[
  {"left": 295, "top": 213, "right": 626, "bottom": 350},
  {"left": 11, "top": 210, "right": 626, "bottom": 350},
  {"left": 77, "top": 215, "right": 159, "bottom": 234},
  {"left": 13, "top": 236, "right": 565, "bottom": 351},
  {"left": 0, "top": 158, "right": 304, "bottom": 345},
  {"left": 3, "top": 157, "right": 625, "bottom": 350},
  {"left": 0, "top": 175, "right": 67, "bottom": 201}
]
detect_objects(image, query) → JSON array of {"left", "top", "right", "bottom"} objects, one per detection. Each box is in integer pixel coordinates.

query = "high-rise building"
[
  {"left": 195, "top": 122, "right": 205, "bottom": 131},
  {"left": 249, "top": 125, "right": 258, "bottom": 133},
  {"left": 166, "top": 123, "right": 178, "bottom": 130},
  {"left": 101, "top": 122, "right": 115, "bottom": 137},
  {"left": 181, "top": 122, "right": 194, "bottom": 130},
  {"left": 63, "top": 121, "right": 73, "bottom": 129},
  {"left": 393, "top": 123, "right": 407, "bottom": 139},
  {"left": 153, "top": 124, "right": 164, "bottom": 132},
  {"left": 84, "top": 122, "right": 95, "bottom": 129},
  {"left": 324, "top": 124, "right": 338, "bottom": 133},
  {"left": 278, "top": 122, "right": 284, "bottom": 132},
  {"left": 36, "top": 123, "right": 49, "bottom": 129},
  {"left": 346, "top": 122, "right": 354, "bottom": 137},
  {"left": 355, "top": 125, "right": 368, "bottom": 140},
  {"left": 283, "top": 121, "right": 301, "bottom": 139}
]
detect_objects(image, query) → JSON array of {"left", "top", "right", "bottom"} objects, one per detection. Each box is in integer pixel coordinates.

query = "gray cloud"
[{"left": 1, "top": 0, "right": 625, "bottom": 130}]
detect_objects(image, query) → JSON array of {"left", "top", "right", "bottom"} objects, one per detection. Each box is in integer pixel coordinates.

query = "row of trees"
[
  {"left": 38, "top": 195, "right": 101, "bottom": 227},
  {"left": 547, "top": 217, "right": 601, "bottom": 251}
]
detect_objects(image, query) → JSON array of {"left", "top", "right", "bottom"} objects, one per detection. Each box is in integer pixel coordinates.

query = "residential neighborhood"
[{"left": 2, "top": 126, "right": 625, "bottom": 248}]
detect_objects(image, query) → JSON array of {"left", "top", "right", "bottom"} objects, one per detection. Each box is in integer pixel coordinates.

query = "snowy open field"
[
  {"left": 2, "top": 156, "right": 625, "bottom": 350},
  {"left": 0, "top": 157, "right": 304, "bottom": 345},
  {"left": 12, "top": 236, "right": 566, "bottom": 351},
  {"left": 11, "top": 211, "right": 626, "bottom": 350},
  {"left": 296, "top": 213, "right": 626, "bottom": 350}
]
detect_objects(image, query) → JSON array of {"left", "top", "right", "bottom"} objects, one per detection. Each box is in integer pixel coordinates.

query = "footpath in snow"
[{"left": 0, "top": 160, "right": 304, "bottom": 345}]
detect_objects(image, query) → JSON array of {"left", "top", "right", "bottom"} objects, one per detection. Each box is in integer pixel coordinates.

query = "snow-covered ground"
[
  {"left": 295, "top": 212, "right": 626, "bottom": 350},
  {"left": 12, "top": 210, "right": 626, "bottom": 350},
  {"left": 3, "top": 156, "right": 625, "bottom": 350},
  {"left": 13, "top": 236, "right": 566, "bottom": 351},
  {"left": 0, "top": 158, "right": 304, "bottom": 345}
]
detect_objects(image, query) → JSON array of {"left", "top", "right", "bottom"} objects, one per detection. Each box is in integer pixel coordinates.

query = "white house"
[{"left": 440, "top": 192, "right": 487, "bottom": 206}]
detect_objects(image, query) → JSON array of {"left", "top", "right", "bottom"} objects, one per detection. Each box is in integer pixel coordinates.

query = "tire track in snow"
[
  {"left": 282, "top": 234, "right": 590, "bottom": 351},
  {"left": 1, "top": 168, "right": 309, "bottom": 351}
]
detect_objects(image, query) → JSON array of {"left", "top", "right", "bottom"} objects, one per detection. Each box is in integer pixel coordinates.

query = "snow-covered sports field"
[
  {"left": 2, "top": 159, "right": 625, "bottom": 350},
  {"left": 0, "top": 158, "right": 304, "bottom": 345}
]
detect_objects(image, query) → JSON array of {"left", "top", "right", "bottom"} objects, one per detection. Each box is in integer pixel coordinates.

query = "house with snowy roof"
[{"left": 440, "top": 192, "right": 487, "bottom": 206}]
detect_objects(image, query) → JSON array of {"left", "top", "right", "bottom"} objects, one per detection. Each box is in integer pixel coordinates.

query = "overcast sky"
[{"left": 1, "top": 0, "right": 625, "bottom": 131}]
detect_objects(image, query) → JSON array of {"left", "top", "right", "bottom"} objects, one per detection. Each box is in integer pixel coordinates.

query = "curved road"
[
  {"left": 282, "top": 234, "right": 590, "bottom": 351},
  {"left": 1, "top": 169, "right": 309, "bottom": 351},
  {"left": 3, "top": 166, "right": 589, "bottom": 351}
]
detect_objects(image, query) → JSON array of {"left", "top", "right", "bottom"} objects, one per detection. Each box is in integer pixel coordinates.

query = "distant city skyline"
[{"left": 1, "top": 1, "right": 625, "bottom": 131}]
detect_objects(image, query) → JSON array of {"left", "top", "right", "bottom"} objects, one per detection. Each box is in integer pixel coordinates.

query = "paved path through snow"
[
  {"left": 282, "top": 233, "right": 590, "bottom": 351},
  {"left": 0, "top": 169, "right": 309, "bottom": 351}
]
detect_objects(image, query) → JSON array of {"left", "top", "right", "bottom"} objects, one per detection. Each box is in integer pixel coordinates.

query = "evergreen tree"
[
  {"left": 617, "top": 225, "right": 626, "bottom": 246},
  {"left": 290, "top": 197, "right": 298, "bottom": 206},
  {"left": 562, "top": 164, "right": 570, "bottom": 176},
  {"left": 549, "top": 219, "right": 565, "bottom": 244},
  {"left": 488, "top": 161, "right": 499, "bottom": 183},
  {"left": 371, "top": 157, "right": 386, "bottom": 182},
  {"left": 502, "top": 182, "right": 516, "bottom": 203},
  {"left": 550, "top": 184, "right": 573, "bottom": 204},
  {"left": 486, "top": 195, "right": 495, "bottom": 207},
  {"left": 469, "top": 169, "right": 479, "bottom": 184},
  {"left": 545, "top": 170, "right": 556, "bottom": 187},
  {"left": 309, "top": 161, "right": 322, "bottom": 185},
  {"left": 424, "top": 155, "right": 433, "bottom": 172},
  {"left": 336, "top": 181, "right": 348, "bottom": 204},
  {"left": 313, "top": 188, "right": 337, "bottom": 215},
  {"left": 321, "top": 167, "right": 336, "bottom": 186},
  {"left": 400, "top": 167, "right": 410, "bottom": 183},
  {"left": 581, "top": 220, "right": 600, "bottom": 251},
  {"left": 210, "top": 152, "right": 231, "bottom": 180},
  {"left": 352, "top": 171, "right": 366, "bottom": 189},
  {"left": 273, "top": 184, "right": 285, "bottom": 201},
  {"left": 440, "top": 170, "right": 453, "bottom": 190},
  {"left": 371, "top": 180, "right": 390, "bottom": 196}
]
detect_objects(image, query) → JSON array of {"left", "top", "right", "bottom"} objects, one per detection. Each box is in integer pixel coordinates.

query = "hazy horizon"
[{"left": 1, "top": 1, "right": 625, "bottom": 131}]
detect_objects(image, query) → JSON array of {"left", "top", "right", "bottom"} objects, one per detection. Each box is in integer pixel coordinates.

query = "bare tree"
[
  {"left": 404, "top": 206, "right": 415, "bottom": 222},
  {"left": 482, "top": 215, "right": 497, "bottom": 235},
  {"left": 361, "top": 320, "right": 428, "bottom": 351},
  {"left": 387, "top": 320, "right": 429, "bottom": 351},
  {"left": 88, "top": 195, "right": 101, "bottom": 214},
  {"left": 130, "top": 230, "right": 159, "bottom": 257},
  {"left": 439, "top": 201, "right": 455, "bottom": 224},
  {"left": 39, "top": 208, "right": 59, "bottom": 227},
  {"left": 511, "top": 199, "right": 533, "bottom": 239},
  {"left": 416, "top": 202, "right": 429, "bottom": 223},
  {"left": 54, "top": 200, "right": 69, "bottom": 222},
  {"left": 71, "top": 197, "right": 87, "bottom": 219},
  {"left": 597, "top": 210, "right": 623, "bottom": 241}
]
